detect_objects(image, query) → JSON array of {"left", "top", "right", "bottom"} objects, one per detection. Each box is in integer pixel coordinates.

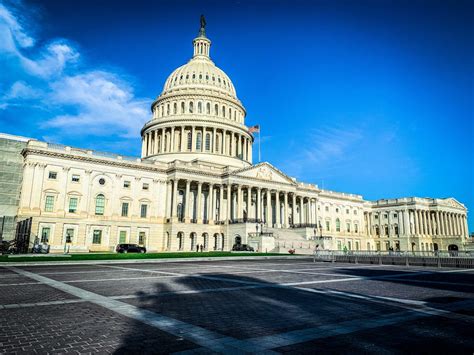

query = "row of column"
[
  {"left": 364, "top": 209, "right": 468, "bottom": 237},
  {"left": 166, "top": 179, "right": 318, "bottom": 228},
  {"left": 412, "top": 209, "right": 467, "bottom": 237},
  {"left": 142, "top": 126, "right": 252, "bottom": 162}
]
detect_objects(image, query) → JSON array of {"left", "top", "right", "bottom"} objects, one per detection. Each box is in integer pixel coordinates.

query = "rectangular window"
[
  {"left": 41, "top": 227, "right": 50, "bottom": 243},
  {"left": 121, "top": 202, "right": 129, "bottom": 217},
  {"left": 68, "top": 197, "right": 78, "bottom": 213},
  {"left": 71, "top": 175, "right": 80, "bottom": 182},
  {"left": 92, "top": 230, "right": 102, "bottom": 244},
  {"left": 140, "top": 204, "right": 148, "bottom": 218},
  {"left": 48, "top": 171, "right": 57, "bottom": 180},
  {"left": 138, "top": 231, "right": 146, "bottom": 245},
  {"left": 346, "top": 209, "right": 349, "bottom": 214},
  {"left": 325, "top": 206, "right": 329, "bottom": 212},
  {"left": 142, "top": 183, "right": 149, "bottom": 190},
  {"left": 65, "top": 228, "right": 74, "bottom": 243},
  {"left": 346, "top": 223, "right": 351, "bottom": 233},
  {"left": 119, "top": 230, "right": 127, "bottom": 244},
  {"left": 123, "top": 180, "right": 131, "bottom": 188},
  {"left": 44, "top": 195, "right": 54, "bottom": 212},
  {"left": 326, "top": 221, "right": 330, "bottom": 231}
]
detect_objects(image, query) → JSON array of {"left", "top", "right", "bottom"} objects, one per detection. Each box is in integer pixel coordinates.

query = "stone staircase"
[{"left": 264, "top": 227, "right": 316, "bottom": 255}]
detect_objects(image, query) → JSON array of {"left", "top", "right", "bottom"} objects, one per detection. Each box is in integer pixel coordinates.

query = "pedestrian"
[
  {"left": 196, "top": 244, "right": 199, "bottom": 252},
  {"left": 343, "top": 245, "right": 348, "bottom": 254}
]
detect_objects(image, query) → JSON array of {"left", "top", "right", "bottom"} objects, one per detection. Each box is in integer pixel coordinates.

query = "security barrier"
[{"left": 313, "top": 250, "right": 474, "bottom": 268}]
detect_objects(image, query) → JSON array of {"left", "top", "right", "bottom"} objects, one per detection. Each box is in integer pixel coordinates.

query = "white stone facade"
[{"left": 13, "top": 25, "right": 469, "bottom": 253}]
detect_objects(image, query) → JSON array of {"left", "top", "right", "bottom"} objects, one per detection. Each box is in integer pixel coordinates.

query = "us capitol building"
[{"left": 2, "top": 20, "right": 469, "bottom": 254}]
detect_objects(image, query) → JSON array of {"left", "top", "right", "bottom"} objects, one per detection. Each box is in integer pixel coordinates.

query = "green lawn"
[{"left": 0, "top": 251, "right": 286, "bottom": 263}]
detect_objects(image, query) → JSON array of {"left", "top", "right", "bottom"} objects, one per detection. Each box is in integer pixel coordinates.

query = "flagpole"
[{"left": 258, "top": 127, "right": 261, "bottom": 163}]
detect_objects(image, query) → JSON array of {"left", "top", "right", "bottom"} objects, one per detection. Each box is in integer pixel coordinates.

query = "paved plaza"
[{"left": 1, "top": 258, "right": 473, "bottom": 354}]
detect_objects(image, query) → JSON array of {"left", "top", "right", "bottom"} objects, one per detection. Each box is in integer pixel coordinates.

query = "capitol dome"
[{"left": 140, "top": 19, "right": 253, "bottom": 169}]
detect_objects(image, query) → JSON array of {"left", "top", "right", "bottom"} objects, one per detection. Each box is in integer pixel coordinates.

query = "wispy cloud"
[
  {"left": 0, "top": 1, "right": 150, "bottom": 143},
  {"left": 301, "top": 126, "right": 363, "bottom": 164}
]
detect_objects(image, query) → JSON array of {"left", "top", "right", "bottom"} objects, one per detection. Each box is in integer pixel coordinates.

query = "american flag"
[{"left": 249, "top": 125, "right": 260, "bottom": 133}]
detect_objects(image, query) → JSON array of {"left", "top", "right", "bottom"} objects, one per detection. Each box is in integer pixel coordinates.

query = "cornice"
[{"left": 23, "top": 148, "right": 169, "bottom": 174}]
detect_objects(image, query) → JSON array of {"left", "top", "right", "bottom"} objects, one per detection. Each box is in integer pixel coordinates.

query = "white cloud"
[
  {"left": 0, "top": 1, "right": 150, "bottom": 141},
  {"left": 44, "top": 71, "right": 150, "bottom": 137}
]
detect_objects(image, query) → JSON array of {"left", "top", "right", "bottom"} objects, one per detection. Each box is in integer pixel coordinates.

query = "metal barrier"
[{"left": 313, "top": 250, "right": 474, "bottom": 268}]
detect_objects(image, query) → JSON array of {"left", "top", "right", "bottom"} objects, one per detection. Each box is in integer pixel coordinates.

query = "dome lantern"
[{"left": 193, "top": 15, "right": 211, "bottom": 58}]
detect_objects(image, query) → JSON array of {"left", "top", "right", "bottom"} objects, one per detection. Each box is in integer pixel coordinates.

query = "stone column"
[
  {"left": 246, "top": 187, "right": 251, "bottom": 220},
  {"left": 160, "top": 129, "right": 165, "bottom": 153},
  {"left": 222, "top": 131, "right": 227, "bottom": 155},
  {"left": 209, "top": 184, "right": 215, "bottom": 223},
  {"left": 255, "top": 187, "right": 261, "bottom": 220},
  {"left": 299, "top": 197, "right": 304, "bottom": 224},
  {"left": 435, "top": 211, "right": 440, "bottom": 235},
  {"left": 292, "top": 193, "right": 296, "bottom": 226},
  {"left": 464, "top": 215, "right": 469, "bottom": 238},
  {"left": 172, "top": 179, "right": 178, "bottom": 218},
  {"left": 229, "top": 132, "right": 234, "bottom": 157},
  {"left": 248, "top": 138, "right": 253, "bottom": 162},
  {"left": 141, "top": 136, "right": 146, "bottom": 157},
  {"left": 206, "top": 184, "right": 212, "bottom": 223},
  {"left": 414, "top": 210, "right": 419, "bottom": 235},
  {"left": 212, "top": 128, "right": 217, "bottom": 153},
  {"left": 185, "top": 180, "right": 191, "bottom": 222},
  {"left": 170, "top": 127, "right": 175, "bottom": 152},
  {"left": 266, "top": 190, "right": 271, "bottom": 226},
  {"left": 197, "top": 182, "right": 202, "bottom": 223},
  {"left": 191, "top": 126, "right": 196, "bottom": 152},
  {"left": 237, "top": 185, "right": 243, "bottom": 219},
  {"left": 275, "top": 191, "right": 280, "bottom": 227},
  {"left": 153, "top": 129, "right": 158, "bottom": 154},
  {"left": 219, "top": 185, "right": 224, "bottom": 222},
  {"left": 165, "top": 181, "right": 172, "bottom": 218},
  {"left": 226, "top": 185, "right": 232, "bottom": 222}
]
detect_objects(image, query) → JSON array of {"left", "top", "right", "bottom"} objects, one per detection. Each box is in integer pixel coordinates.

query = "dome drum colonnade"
[
  {"left": 164, "top": 178, "right": 319, "bottom": 228},
  {"left": 141, "top": 23, "right": 253, "bottom": 166}
]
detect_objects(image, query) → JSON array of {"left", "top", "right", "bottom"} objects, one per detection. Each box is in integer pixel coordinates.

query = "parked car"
[
  {"left": 232, "top": 244, "right": 255, "bottom": 252},
  {"left": 116, "top": 244, "right": 146, "bottom": 253}
]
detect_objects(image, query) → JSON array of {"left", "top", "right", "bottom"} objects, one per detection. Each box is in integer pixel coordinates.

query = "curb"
[{"left": 0, "top": 255, "right": 312, "bottom": 267}]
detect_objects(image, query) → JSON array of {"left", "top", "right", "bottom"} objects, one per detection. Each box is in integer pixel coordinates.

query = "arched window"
[
  {"left": 205, "top": 133, "right": 211, "bottom": 151},
  {"left": 234, "top": 111, "right": 237, "bottom": 120},
  {"left": 229, "top": 108, "right": 231, "bottom": 118},
  {"left": 160, "top": 105, "right": 163, "bottom": 117},
  {"left": 198, "top": 101, "right": 202, "bottom": 113},
  {"left": 192, "top": 74, "right": 196, "bottom": 79},
  {"left": 222, "top": 106, "right": 226, "bottom": 117},
  {"left": 206, "top": 102, "right": 210, "bottom": 114},
  {"left": 336, "top": 218, "right": 341, "bottom": 232},
  {"left": 214, "top": 104, "right": 218, "bottom": 116},
  {"left": 173, "top": 103, "right": 177, "bottom": 114},
  {"left": 196, "top": 132, "right": 202, "bottom": 150},
  {"left": 166, "top": 104, "right": 170, "bottom": 115},
  {"left": 355, "top": 224, "right": 359, "bottom": 233},
  {"left": 189, "top": 102, "right": 193, "bottom": 113},
  {"left": 395, "top": 225, "right": 399, "bottom": 235},
  {"left": 187, "top": 132, "right": 192, "bottom": 150},
  {"left": 346, "top": 223, "right": 351, "bottom": 233},
  {"left": 181, "top": 102, "right": 185, "bottom": 114},
  {"left": 95, "top": 194, "right": 105, "bottom": 215}
]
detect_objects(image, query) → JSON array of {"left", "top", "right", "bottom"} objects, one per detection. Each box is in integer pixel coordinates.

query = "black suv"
[
  {"left": 116, "top": 244, "right": 147, "bottom": 253},
  {"left": 232, "top": 244, "right": 255, "bottom": 252}
]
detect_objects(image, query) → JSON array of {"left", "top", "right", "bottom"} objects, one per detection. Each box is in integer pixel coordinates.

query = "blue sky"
[{"left": 1, "top": 0, "right": 473, "bottom": 231}]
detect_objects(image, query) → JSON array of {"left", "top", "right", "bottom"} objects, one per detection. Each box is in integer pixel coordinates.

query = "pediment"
[
  {"left": 231, "top": 162, "right": 297, "bottom": 185},
  {"left": 441, "top": 198, "right": 466, "bottom": 210}
]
